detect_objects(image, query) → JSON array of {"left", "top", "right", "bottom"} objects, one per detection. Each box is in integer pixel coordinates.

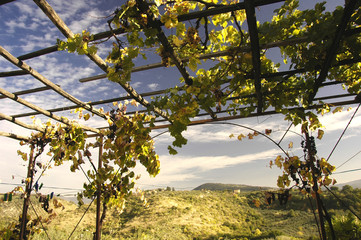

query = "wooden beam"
[
  {"left": 0, "top": 112, "right": 45, "bottom": 132},
  {"left": 245, "top": 0, "right": 263, "bottom": 113},
  {"left": 0, "top": 0, "right": 16, "bottom": 5},
  {"left": 308, "top": 0, "right": 358, "bottom": 104},
  {"left": 0, "top": 86, "right": 57, "bottom": 100},
  {"left": 0, "top": 131, "right": 30, "bottom": 141},
  {"left": 0, "top": 45, "right": 106, "bottom": 120},
  {"left": 178, "top": 0, "right": 285, "bottom": 23},
  {"left": 17, "top": 46, "right": 58, "bottom": 61},
  {"left": 10, "top": 55, "right": 359, "bottom": 121},
  {"left": 0, "top": 87, "right": 100, "bottom": 133},
  {"left": 79, "top": 36, "right": 309, "bottom": 83},
  {"left": 4, "top": 89, "right": 167, "bottom": 119},
  {"left": 151, "top": 99, "right": 360, "bottom": 130},
  {"left": 0, "top": 70, "right": 28, "bottom": 77},
  {"left": 33, "top": 0, "right": 171, "bottom": 122}
]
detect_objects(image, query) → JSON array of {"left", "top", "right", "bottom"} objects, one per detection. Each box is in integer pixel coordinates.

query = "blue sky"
[{"left": 1, "top": 0, "right": 360, "bottom": 196}]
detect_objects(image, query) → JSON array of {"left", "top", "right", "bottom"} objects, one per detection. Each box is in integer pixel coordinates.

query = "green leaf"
[{"left": 168, "top": 145, "right": 178, "bottom": 155}]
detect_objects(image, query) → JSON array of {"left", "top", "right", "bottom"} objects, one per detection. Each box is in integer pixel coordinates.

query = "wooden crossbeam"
[
  {"left": 245, "top": 0, "right": 263, "bottom": 114},
  {"left": 0, "top": 87, "right": 100, "bottom": 133},
  {"left": 178, "top": 0, "right": 285, "bottom": 22},
  {"left": 79, "top": 36, "right": 309, "bottom": 83},
  {"left": 0, "top": 46, "right": 107, "bottom": 120},
  {"left": 0, "top": 0, "right": 16, "bottom": 5},
  {"left": 18, "top": 46, "right": 58, "bottom": 61},
  {"left": 0, "top": 112, "right": 45, "bottom": 132},
  {"left": 33, "top": 0, "right": 171, "bottom": 122},
  {"left": 17, "top": 25, "right": 360, "bottom": 83},
  {"left": 5, "top": 55, "right": 360, "bottom": 120},
  {"left": 4, "top": 89, "right": 167, "bottom": 119},
  {"left": 308, "top": 0, "right": 358, "bottom": 104},
  {"left": 0, "top": 70, "right": 28, "bottom": 77},
  {"left": 0, "top": 86, "right": 57, "bottom": 100},
  {"left": 148, "top": 99, "right": 361, "bottom": 130},
  {"left": 0, "top": 131, "right": 30, "bottom": 141}
]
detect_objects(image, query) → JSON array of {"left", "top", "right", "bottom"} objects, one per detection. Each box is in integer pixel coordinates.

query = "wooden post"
[
  {"left": 20, "top": 145, "right": 35, "bottom": 239},
  {"left": 304, "top": 131, "right": 327, "bottom": 240},
  {"left": 95, "top": 136, "right": 103, "bottom": 240}
]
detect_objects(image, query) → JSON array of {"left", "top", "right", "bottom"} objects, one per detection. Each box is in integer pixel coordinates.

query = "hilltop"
[{"left": 193, "top": 183, "right": 274, "bottom": 192}]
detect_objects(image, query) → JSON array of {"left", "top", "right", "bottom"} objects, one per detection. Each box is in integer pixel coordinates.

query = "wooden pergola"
[
  {"left": 1, "top": 0, "right": 360, "bottom": 239},
  {"left": 1, "top": 0, "right": 360, "bottom": 141}
]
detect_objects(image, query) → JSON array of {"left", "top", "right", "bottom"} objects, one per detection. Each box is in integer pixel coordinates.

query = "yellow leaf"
[
  {"left": 130, "top": 99, "right": 139, "bottom": 107},
  {"left": 172, "top": 36, "right": 183, "bottom": 47},
  {"left": 113, "top": 102, "right": 118, "bottom": 106},
  {"left": 323, "top": 177, "right": 332, "bottom": 186},
  {"left": 317, "top": 129, "right": 324, "bottom": 140},
  {"left": 265, "top": 129, "right": 272, "bottom": 135},
  {"left": 275, "top": 155, "right": 283, "bottom": 168},
  {"left": 154, "top": 0, "right": 162, "bottom": 6},
  {"left": 237, "top": 134, "right": 245, "bottom": 141},
  {"left": 332, "top": 106, "right": 343, "bottom": 114},
  {"left": 83, "top": 113, "right": 90, "bottom": 121},
  {"left": 288, "top": 141, "right": 293, "bottom": 149},
  {"left": 229, "top": 134, "right": 234, "bottom": 138},
  {"left": 248, "top": 133, "right": 254, "bottom": 139}
]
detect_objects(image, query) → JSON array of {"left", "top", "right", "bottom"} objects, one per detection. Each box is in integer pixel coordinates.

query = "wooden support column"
[
  {"left": 95, "top": 136, "right": 103, "bottom": 240},
  {"left": 245, "top": 0, "right": 263, "bottom": 114},
  {"left": 20, "top": 145, "right": 35, "bottom": 240},
  {"left": 304, "top": 130, "right": 327, "bottom": 240}
]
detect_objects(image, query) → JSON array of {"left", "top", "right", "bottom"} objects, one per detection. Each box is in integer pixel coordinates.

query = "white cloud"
[
  {"left": 148, "top": 83, "right": 159, "bottom": 91},
  {"left": 320, "top": 108, "right": 361, "bottom": 132},
  {"left": 135, "top": 149, "right": 280, "bottom": 186}
]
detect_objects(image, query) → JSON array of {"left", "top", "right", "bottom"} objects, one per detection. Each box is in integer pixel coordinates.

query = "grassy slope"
[{"left": 1, "top": 191, "right": 319, "bottom": 240}]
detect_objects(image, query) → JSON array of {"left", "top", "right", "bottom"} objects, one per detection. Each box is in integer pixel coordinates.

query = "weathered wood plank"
[
  {"left": 33, "top": 0, "right": 171, "bottom": 122},
  {"left": 0, "top": 131, "right": 30, "bottom": 141},
  {"left": 0, "top": 70, "right": 28, "bottom": 77},
  {"left": 5, "top": 89, "right": 166, "bottom": 119},
  {"left": 0, "top": 45, "right": 106, "bottom": 120},
  {"left": 0, "top": 112, "right": 44, "bottom": 132},
  {"left": 0, "top": 86, "right": 57, "bottom": 100},
  {"left": 0, "top": 87, "right": 100, "bottom": 133}
]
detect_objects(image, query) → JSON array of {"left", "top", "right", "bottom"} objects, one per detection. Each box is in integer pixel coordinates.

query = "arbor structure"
[{"left": 0, "top": 0, "right": 360, "bottom": 239}]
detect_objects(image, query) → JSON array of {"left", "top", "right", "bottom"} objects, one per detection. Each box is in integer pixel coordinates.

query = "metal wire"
[
  {"left": 29, "top": 199, "right": 51, "bottom": 240},
  {"left": 67, "top": 197, "right": 96, "bottom": 240},
  {"left": 326, "top": 103, "right": 361, "bottom": 162}
]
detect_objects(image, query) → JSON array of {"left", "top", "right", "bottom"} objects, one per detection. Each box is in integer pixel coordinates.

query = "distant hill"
[
  {"left": 336, "top": 179, "right": 361, "bottom": 189},
  {"left": 193, "top": 183, "right": 274, "bottom": 191}
]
